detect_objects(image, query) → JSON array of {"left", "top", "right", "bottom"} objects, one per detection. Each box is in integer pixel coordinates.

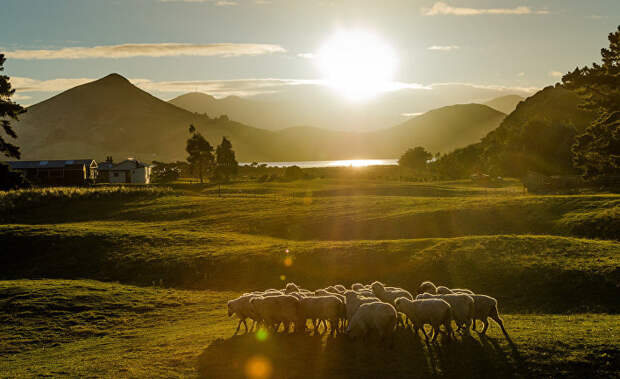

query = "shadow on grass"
[{"left": 198, "top": 329, "right": 526, "bottom": 379}]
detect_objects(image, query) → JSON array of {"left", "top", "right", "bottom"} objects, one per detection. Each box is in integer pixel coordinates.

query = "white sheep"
[
  {"left": 394, "top": 297, "right": 452, "bottom": 342},
  {"left": 299, "top": 295, "right": 345, "bottom": 335},
  {"left": 227, "top": 294, "right": 260, "bottom": 334},
  {"left": 418, "top": 281, "right": 454, "bottom": 295},
  {"left": 283, "top": 282, "right": 300, "bottom": 294},
  {"left": 370, "top": 281, "right": 413, "bottom": 304},
  {"left": 250, "top": 295, "right": 303, "bottom": 333},
  {"left": 416, "top": 293, "right": 474, "bottom": 333},
  {"left": 333, "top": 284, "right": 347, "bottom": 293},
  {"left": 469, "top": 294, "right": 508, "bottom": 336},
  {"left": 345, "top": 302, "right": 398, "bottom": 341},
  {"left": 344, "top": 290, "right": 380, "bottom": 322},
  {"left": 351, "top": 283, "right": 365, "bottom": 291}
]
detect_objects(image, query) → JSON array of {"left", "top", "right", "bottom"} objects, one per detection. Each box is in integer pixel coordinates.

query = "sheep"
[
  {"left": 345, "top": 302, "right": 398, "bottom": 341},
  {"left": 283, "top": 282, "right": 300, "bottom": 294},
  {"left": 351, "top": 283, "right": 365, "bottom": 291},
  {"left": 227, "top": 294, "right": 261, "bottom": 334},
  {"left": 469, "top": 294, "right": 508, "bottom": 337},
  {"left": 418, "top": 281, "right": 454, "bottom": 295},
  {"left": 250, "top": 295, "right": 303, "bottom": 333},
  {"left": 334, "top": 284, "right": 347, "bottom": 293},
  {"left": 344, "top": 290, "right": 380, "bottom": 322},
  {"left": 314, "top": 289, "right": 330, "bottom": 297},
  {"left": 452, "top": 288, "right": 474, "bottom": 295},
  {"left": 416, "top": 293, "right": 474, "bottom": 333},
  {"left": 370, "top": 281, "right": 413, "bottom": 304},
  {"left": 394, "top": 297, "right": 452, "bottom": 342},
  {"left": 299, "top": 295, "right": 345, "bottom": 335}
]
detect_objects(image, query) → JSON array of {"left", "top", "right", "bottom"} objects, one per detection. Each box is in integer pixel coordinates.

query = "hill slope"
[
  {"left": 483, "top": 94, "right": 525, "bottom": 114},
  {"left": 13, "top": 74, "right": 506, "bottom": 162}
]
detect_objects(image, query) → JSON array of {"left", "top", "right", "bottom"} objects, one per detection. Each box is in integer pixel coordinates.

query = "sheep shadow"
[{"left": 197, "top": 328, "right": 525, "bottom": 379}]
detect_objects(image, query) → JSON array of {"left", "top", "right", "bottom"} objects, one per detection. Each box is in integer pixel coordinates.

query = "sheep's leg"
[
  {"left": 321, "top": 320, "right": 328, "bottom": 334},
  {"left": 242, "top": 319, "right": 248, "bottom": 333},
  {"left": 234, "top": 319, "right": 243, "bottom": 335},
  {"left": 249, "top": 320, "right": 256, "bottom": 332},
  {"left": 472, "top": 318, "right": 477, "bottom": 331},
  {"left": 480, "top": 318, "right": 490, "bottom": 335},
  {"left": 490, "top": 308, "right": 509, "bottom": 337},
  {"left": 431, "top": 323, "right": 440, "bottom": 342},
  {"left": 420, "top": 326, "right": 430, "bottom": 341}
]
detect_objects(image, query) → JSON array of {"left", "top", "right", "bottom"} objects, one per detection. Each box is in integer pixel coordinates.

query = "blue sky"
[{"left": 1, "top": 0, "right": 618, "bottom": 105}]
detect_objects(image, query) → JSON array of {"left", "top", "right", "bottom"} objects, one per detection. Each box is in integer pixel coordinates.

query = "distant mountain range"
[
  {"left": 13, "top": 74, "right": 508, "bottom": 162},
  {"left": 169, "top": 85, "right": 525, "bottom": 132}
]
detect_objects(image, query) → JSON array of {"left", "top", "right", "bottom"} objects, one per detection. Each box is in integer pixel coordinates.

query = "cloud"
[
  {"left": 297, "top": 53, "right": 316, "bottom": 59},
  {"left": 517, "top": 72, "right": 525, "bottom": 77},
  {"left": 423, "top": 2, "right": 549, "bottom": 16},
  {"left": 430, "top": 82, "right": 539, "bottom": 94},
  {"left": 401, "top": 112, "right": 424, "bottom": 117},
  {"left": 4, "top": 43, "right": 286, "bottom": 60},
  {"left": 10, "top": 77, "right": 95, "bottom": 92},
  {"left": 549, "top": 71, "right": 563, "bottom": 78},
  {"left": 427, "top": 45, "right": 459, "bottom": 51},
  {"left": 215, "top": 1, "right": 237, "bottom": 5}
]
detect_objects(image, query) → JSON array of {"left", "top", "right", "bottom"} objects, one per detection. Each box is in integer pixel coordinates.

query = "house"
[
  {"left": 97, "top": 158, "right": 152, "bottom": 184},
  {"left": 5, "top": 159, "right": 98, "bottom": 186}
]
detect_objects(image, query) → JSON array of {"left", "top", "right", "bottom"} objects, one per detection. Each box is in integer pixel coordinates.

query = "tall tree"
[
  {"left": 398, "top": 146, "right": 432, "bottom": 171},
  {"left": 0, "top": 53, "right": 26, "bottom": 159},
  {"left": 215, "top": 136, "right": 238, "bottom": 181},
  {"left": 563, "top": 25, "right": 620, "bottom": 179},
  {"left": 186, "top": 124, "right": 214, "bottom": 183}
]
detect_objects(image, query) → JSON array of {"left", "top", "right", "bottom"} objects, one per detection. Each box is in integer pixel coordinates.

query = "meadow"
[{"left": 1, "top": 178, "right": 619, "bottom": 378}]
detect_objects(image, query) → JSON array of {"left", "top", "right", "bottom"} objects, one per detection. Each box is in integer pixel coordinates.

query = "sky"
[{"left": 1, "top": 0, "right": 618, "bottom": 106}]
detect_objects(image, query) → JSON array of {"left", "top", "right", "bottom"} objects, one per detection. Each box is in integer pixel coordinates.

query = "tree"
[
  {"left": 214, "top": 137, "right": 238, "bottom": 181},
  {"left": 0, "top": 53, "right": 28, "bottom": 190},
  {"left": 186, "top": 124, "right": 214, "bottom": 183},
  {"left": 563, "top": 25, "right": 620, "bottom": 179},
  {"left": 398, "top": 146, "right": 432, "bottom": 171},
  {"left": 0, "top": 54, "right": 25, "bottom": 160}
]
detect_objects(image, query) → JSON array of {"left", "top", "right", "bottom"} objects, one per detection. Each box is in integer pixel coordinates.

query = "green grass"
[
  {"left": 0, "top": 280, "right": 617, "bottom": 378},
  {"left": 1, "top": 178, "right": 619, "bottom": 377}
]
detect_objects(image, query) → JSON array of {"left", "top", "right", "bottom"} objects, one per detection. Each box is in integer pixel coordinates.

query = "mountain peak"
[{"left": 98, "top": 73, "right": 131, "bottom": 85}]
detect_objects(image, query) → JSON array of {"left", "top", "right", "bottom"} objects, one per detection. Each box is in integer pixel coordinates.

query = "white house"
[{"left": 98, "top": 158, "right": 152, "bottom": 184}]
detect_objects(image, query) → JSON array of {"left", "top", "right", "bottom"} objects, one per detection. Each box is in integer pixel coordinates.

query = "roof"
[
  {"left": 5, "top": 159, "right": 97, "bottom": 169},
  {"left": 98, "top": 158, "right": 150, "bottom": 170}
]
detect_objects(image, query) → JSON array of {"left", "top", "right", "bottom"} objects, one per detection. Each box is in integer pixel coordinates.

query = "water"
[{"left": 241, "top": 159, "right": 398, "bottom": 168}]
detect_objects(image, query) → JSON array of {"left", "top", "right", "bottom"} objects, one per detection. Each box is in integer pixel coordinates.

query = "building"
[
  {"left": 97, "top": 158, "right": 152, "bottom": 184},
  {"left": 5, "top": 159, "right": 98, "bottom": 186}
]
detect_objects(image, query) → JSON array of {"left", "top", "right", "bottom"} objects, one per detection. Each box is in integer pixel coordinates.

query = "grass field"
[{"left": 1, "top": 178, "right": 619, "bottom": 377}]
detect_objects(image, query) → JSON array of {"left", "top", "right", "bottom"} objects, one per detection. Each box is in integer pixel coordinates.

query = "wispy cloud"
[
  {"left": 297, "top": 53, "right": 316, "bottom": 59},
  {"left": 11, "top": 77, "right": 95, "bottom": 92},
  {"left": 423, "top": 2, "right": 549, "bottom": 16},
  {"left": 4, "top": 43, "right": 286, "bottom": 60},
  {"left": 427, "top": 45, "right": 459, "bottom": 51},
  {"left": 549, "top": 71, "right": 563, "bottom": 78}
]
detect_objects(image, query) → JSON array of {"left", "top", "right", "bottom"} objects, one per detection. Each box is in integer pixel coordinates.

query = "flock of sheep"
[{"left": 227, "top": 281, "right": 508, "bottom": 342}]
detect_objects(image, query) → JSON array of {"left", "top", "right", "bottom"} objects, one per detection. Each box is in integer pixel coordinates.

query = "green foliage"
[
  {"left": 186, "top": 125, "right": 214, "bottom": 183},
  {"left": 214, "top": 136, "right": 238, "bottom": 181},
  {"left": 0, "top": 54, "right": 26, "bottom": 160},
  {"left": 563, "top": 26, "right": 620, "bottom": 179},
  {"left": 0, "top": 186, "right": 172, "bottom": 216},
  {"left": 0, "top": 162, "right": 29, "bottom": 190},
  {"left": 398, "top": 146, "right": 432, "bottom": 171},
  {"left": 431, "top": 144, "right": 483, "bottom": 179}
]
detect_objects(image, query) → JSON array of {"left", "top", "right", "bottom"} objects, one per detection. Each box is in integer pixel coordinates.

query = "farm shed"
[
  {"left": 5, "top": 159, "right": 98, "bottom": 186},
  {"left": 97, "top": 158, "right": 152, "bottom": 184}
]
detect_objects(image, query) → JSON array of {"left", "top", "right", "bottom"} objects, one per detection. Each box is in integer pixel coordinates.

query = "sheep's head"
[
  {"left": 418, "top": 281, "right": 437, "bottom": 294},
  {"left": 393, "top": 297, "right": 405, "bottom": 312},
  {"left": 370, "top": 281, "right": 385, "bottom": 291},
  {"left": 227, "top": 300, "right": 235, "bottom": 317}
]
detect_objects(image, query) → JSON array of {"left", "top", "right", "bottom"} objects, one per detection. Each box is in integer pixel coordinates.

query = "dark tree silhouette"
[
  {"left": 0, "top": 54, "right": 25, "bottom": 160},
  {"left": 0, "top": 53, "right": 28, "bottom": 190},
  {"left": 563, "top": 25, "right": 620, "bottom": 179},
  {"left": 398, "top": 146, "right": 432, "bottom": 171},
  {"left": 186, "top": 124, "right": 214, "bottom": 183},
  {"left": 215, "top": 137, "right": 238, "bottom": 181}
]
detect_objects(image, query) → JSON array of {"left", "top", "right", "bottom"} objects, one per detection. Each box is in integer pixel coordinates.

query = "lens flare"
[
  {"left": 244, "top": 355, "right": 273, "bottom": 379},
  {"left": 283, "top": 257, "right": 293, "bottom": 267},
  {"left": 255, "top": 328, "right": 268, "bottom": 341},
  {"left": 279, "top": 275, "right": 286, "bottom": 281}
]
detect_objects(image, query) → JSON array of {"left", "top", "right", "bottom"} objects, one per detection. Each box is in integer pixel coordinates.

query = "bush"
[{"left": 0, "top": 162, "right": 30, "bottom": 191}]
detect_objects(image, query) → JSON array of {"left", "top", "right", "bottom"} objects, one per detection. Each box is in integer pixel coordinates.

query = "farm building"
[
  {"left": 97, "top": 158, "right": 152, "bottom": 184},
  {"left": 5, "top": 159, "right": 98, "bottom": 186}
]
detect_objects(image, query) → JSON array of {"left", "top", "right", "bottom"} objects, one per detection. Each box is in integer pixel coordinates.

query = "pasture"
[{"left": 1, "top": 178, "right": 619, "bottom": 378}]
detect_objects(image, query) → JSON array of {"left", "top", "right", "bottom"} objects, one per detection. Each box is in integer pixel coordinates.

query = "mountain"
[
  {"left": 13, "top": 74, "right": 507, "bottom": 163},
  {"left": 483, "top": 95, "right": 525, "bottom": 114},
  {"left": 436, "top": 85, "right": 596, "bottom": 178},
  {"left": 168, "top": 83, "right": 529, "bottom": 132}
]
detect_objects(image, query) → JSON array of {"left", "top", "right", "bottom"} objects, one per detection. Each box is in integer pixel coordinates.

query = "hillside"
[
  {"left": 483, "top": 94, "right": 525, "bottom": 114},
  {"left": 14, "top": 74, "right": 506, "bottom": 162}
]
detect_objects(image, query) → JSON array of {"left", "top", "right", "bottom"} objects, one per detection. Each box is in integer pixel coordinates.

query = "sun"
[{"left": 317, "top": 29, "right": 397, "bottom": 101}]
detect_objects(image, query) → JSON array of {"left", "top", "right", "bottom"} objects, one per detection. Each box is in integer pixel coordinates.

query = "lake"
[{"left": 241, "top": 159, "right": 398, "bottom": 168}]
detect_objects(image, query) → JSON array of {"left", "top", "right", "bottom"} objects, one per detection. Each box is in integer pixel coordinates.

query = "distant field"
[{"left": 1, "top": 179, "right": 618, "bottom": 377}]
